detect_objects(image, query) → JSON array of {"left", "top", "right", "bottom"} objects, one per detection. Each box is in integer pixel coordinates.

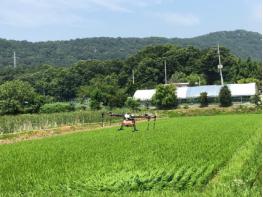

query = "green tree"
[
  {"left": 199, "top": 92, "right": 209, "bottom": 107},
  {"left": 152, "top": 84, "right": 177, "bottom": 109},
  {"left": 77, "top": 85, "right": 92, "bottom": 103},
  {"left": 237, "top": 78, "right": 261, "bottom": 91},
  {"left": 230, "top": 58, "right": 261, "bottom": 84},
  {"left": 125, "top": 97, "right": 140, "bottom": 111},
  {"left": 187, "top": 74, "right": 206, "bottom": 86},
  {"left": 40, "top": 102, "right": 75, "bottom": 113},
  {"left": 237, "top": 77, "right": 260, "bottom": 84},
  {"left": 219, "top": 86, "right": 232, "bottom": 107},
  {"left": 0, "top": 80, "right": 44, "bottom": 114},
  {"left": 89, "top": 99, "right": 101, "bottom": 110},
  {"left": 201, "top": 47, "right": 238, "bottom": 84},
  {"left": 169, "top": 71, "right": 187, "bottom": 83},
  {"left": 0, "top": 43, "right": 260, "bottom": 105},
  {"left": 0, "top": 31, "right": 260, "bottom": 68},
  {"left": 28, "top": 65, "right": 62, "bottom": 96},
  {"left": 250, "top": 94, "right": 261, "bottom": 107},
  {"left": 79, "top": 74, "right": 127, "bottom": 109},
  {"left": 89, "top": 88, "right": 103, "bottom": 110}
]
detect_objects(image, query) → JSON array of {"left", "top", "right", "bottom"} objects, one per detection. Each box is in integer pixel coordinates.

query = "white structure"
[
  {"left": 13, "top": 51, "right": 16, "bottom": 68},
  {"left": 133, "top": 83, "right": 256, "bottom": 101},
  {"left": 134, "top": 89, "right": 156, "bottom": 101},
  {"left": 217, "top": 44, "right": 224, "bottom": 85}
]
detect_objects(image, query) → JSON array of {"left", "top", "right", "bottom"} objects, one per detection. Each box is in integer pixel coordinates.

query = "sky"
[{"left": 0, "top": 0, "right": 261, "bottom": 41}]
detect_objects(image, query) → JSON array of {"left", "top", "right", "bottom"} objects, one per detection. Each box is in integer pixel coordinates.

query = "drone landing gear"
[
  {"left": 132, "top": 120, "right": 138, "bottom": 132},
  {"left": 147, "top": 115, "right": 156, "bottom": 130},
  {"left": 118, "top": 120, "right": 138, "bottom": 132},
  {"left": 133, "top": 125, "right": 139, "bottom": 132}
]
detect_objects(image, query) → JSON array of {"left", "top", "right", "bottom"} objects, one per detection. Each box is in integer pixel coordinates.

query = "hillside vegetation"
[
  {"left": 0, "top": 30, "right": 261, "bottom": 68},
  {"left": 0, "top": 43, "right": 260, "bottom": 112}
]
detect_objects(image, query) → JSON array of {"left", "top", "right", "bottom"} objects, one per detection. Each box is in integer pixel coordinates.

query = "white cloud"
[
  {"left": 0, "top": 0, "right": 180, "bottom": 28},
  {"left": 0, "top": 0, "right": 88, "bottom": 27},
  {"left": 123, "top": 0, "right": 176, "bottom": 8},
  {"left": 154, "top": 12, "right": 200, "bottom": 26},
  {"left": 89, "top": 0, "right": 132, "bottom": 12},
  {"left": 0, "top": 0, "right": 133, "bottom": 27}
]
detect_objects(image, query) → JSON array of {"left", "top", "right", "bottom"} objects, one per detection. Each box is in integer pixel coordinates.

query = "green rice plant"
[
  {"left": 175, "top": 167, "right": 196, "bottom": 191},
  {"left": 0, "top": 114, "right": 261, "bottom": 196},
  {"left": 195, "top": 165, "right": 215, "bottom": 189},
  {"left": 187, "top": 165, "right": 208, "bottom": 189},
  {"left": 0, "top": 108, "right": 151, "bottom": 134}
]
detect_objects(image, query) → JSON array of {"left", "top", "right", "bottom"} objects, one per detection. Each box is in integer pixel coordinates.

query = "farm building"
[{"left": 133, "top": 83, "right": 257, "bottom": 104}]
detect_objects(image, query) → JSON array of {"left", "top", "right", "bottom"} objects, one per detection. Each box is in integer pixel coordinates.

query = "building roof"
[
  {"left": 133, "top": 83, "right": 256, "bottom": 101},
  {"left": 133, "top": 89, "right": 156, "bottom": 101}
]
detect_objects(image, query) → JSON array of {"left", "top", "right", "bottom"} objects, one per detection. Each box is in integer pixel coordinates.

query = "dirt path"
[
  {"left": 0, "top": 123, "right": 120, "bottom": 145},
  {"left": 0, "top": 118, "right": 154, "bottom": 145}
]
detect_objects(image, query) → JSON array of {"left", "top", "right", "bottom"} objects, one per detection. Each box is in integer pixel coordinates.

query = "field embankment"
[{"left": 0, "top": 105, "right": 260, "bottom": 135}]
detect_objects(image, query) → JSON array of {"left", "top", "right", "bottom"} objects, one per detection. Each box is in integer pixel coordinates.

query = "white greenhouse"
[{"left": 133, "top": 83, "right": 257, "bottom": 103}]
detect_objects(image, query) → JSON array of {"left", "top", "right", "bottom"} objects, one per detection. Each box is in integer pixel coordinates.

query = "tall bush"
[
  {"left": 125, "top": 97, "right": 140, "bottom": 111},
  {"left": 219, "top": 86, "right": 232, "bottom": 107},
  {"left": 0, "top": 80, "right": 44, "bottom": 114},
  {"left": 152, "top": 84, "right": 177, "bottom": 109},
  {"left": 250, "top": 94, "right": 261, "bottom": 107},
  {"left": 89, "top": 99, "right": 101, "bottom": 110},
  {"left": 199, "top": 92, "right": 208, "bottom": 107},
  {"left": 40, "top": 102, "right": 75, "bottom": 113}
]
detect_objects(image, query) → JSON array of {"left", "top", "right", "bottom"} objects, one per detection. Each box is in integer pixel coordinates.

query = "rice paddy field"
[{"left": 0, "top": 114, "right": 261, "bottom": 196}]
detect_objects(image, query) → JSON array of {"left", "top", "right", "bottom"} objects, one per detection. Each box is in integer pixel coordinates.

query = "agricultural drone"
[{"left": 101, "top": 112, "right": 157, "bottom": 131}]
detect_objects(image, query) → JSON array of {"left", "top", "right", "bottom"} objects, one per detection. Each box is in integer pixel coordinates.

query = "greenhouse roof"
[{"left": 133, "top": 83, "right": 256, "bottom": 101}]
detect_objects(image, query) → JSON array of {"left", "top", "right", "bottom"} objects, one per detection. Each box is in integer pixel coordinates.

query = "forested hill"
[{"left": 0, "top": 30, "right": 261, "bottom": 67}]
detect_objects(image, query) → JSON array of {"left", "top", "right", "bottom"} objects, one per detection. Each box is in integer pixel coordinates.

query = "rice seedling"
[{"left": 0, "top": 114, "right": 261, "bottom": 196}]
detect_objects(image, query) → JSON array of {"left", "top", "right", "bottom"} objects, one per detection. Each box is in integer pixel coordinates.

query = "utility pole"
[
  {"left": 164, "top": 59, "right": 167, "bottom": 84},
  {"left": 13, "top": 51, "right": 16, "bottom": 69},
  {"left": 217, "top": 44, "right": 224, "bottom": 85},
  {"left": 132, "top": 69, "right": 135, "bottom": 85}
]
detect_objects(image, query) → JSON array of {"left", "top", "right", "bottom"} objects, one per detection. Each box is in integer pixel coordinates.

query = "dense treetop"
[{"left": 0, "top": 30, "right": 261, "bottom": 68}]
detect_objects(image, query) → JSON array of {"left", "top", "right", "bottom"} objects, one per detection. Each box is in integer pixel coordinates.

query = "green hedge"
[
  {"left": 165, "top": 105, "right": 261, "bottom": 118},
  {"left": 40, "top": 102, "right": 75, "bottom": 113}
]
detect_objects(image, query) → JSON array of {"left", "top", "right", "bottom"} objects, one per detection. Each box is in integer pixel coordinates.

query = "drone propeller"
[{"left": 108, "top": 112, "right": 123, "bottom": 117}]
